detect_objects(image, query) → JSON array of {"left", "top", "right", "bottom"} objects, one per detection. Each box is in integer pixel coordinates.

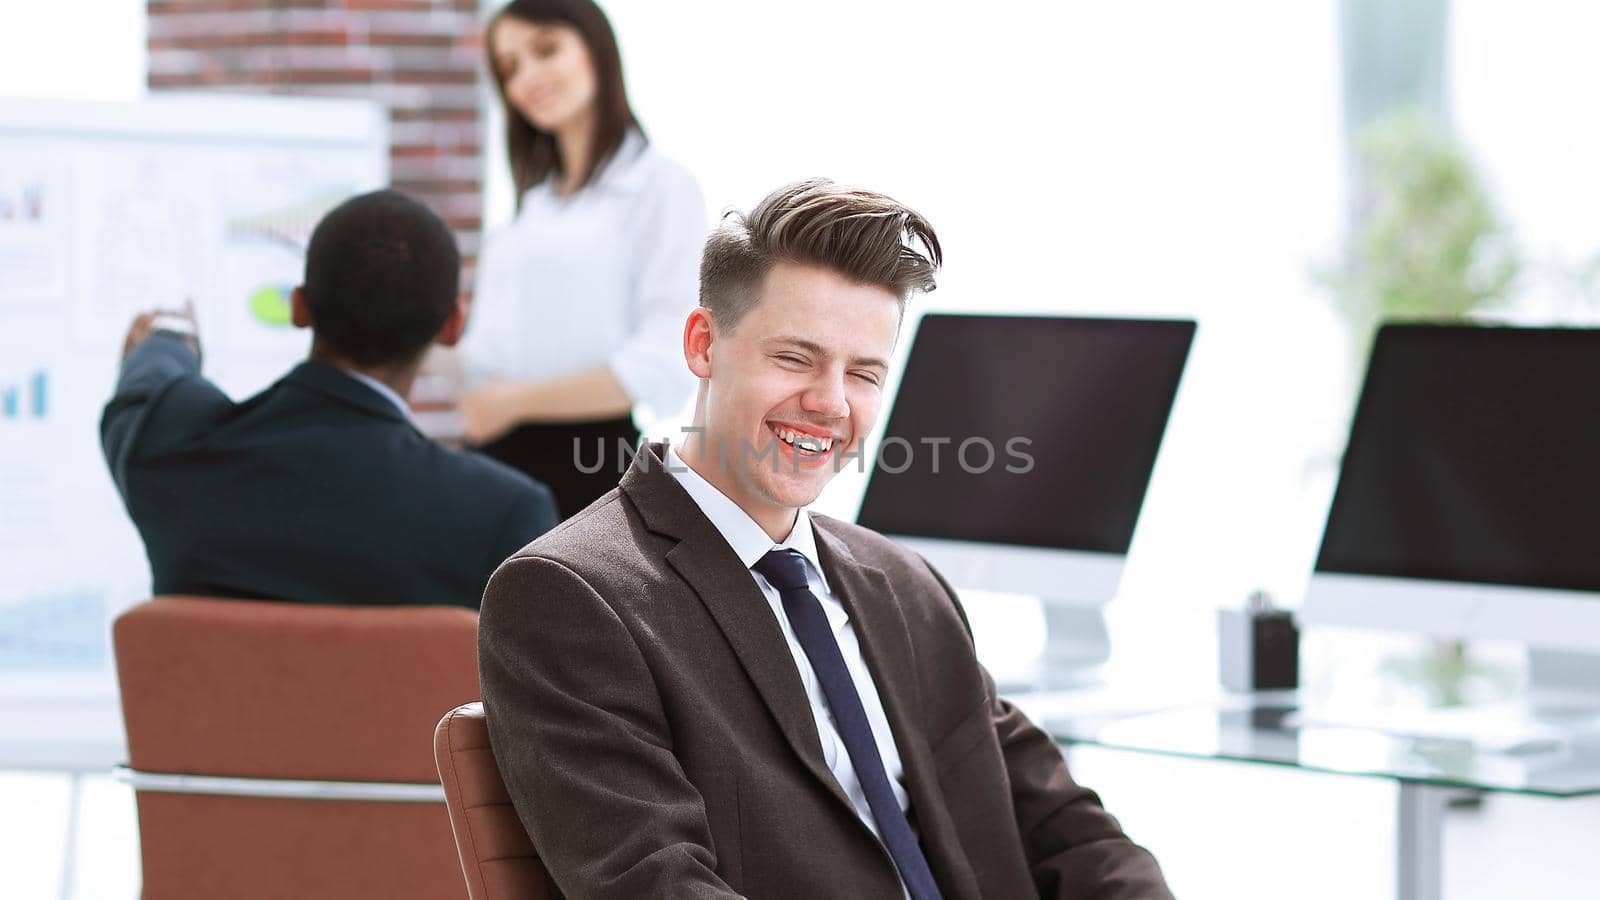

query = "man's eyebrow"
[{"left": 768, "top": 335, "right": 888, "bottom": 370}]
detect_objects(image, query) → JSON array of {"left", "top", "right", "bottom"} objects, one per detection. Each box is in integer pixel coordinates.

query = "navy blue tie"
[{"left": 753, "top": 549, "right": 943, "bottom": 900}]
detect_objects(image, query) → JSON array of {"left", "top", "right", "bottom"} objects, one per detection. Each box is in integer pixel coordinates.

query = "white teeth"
[{"left": 774, "top": 426, "right": 832, "bottom": 454}]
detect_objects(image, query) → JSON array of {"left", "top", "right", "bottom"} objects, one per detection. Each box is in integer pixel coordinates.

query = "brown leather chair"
[
  {"left": 113, "top": 596, "right": 480, "bottom": 899},
  {"left": 434, "top": 702, "right": 551, "bottom": 900}
]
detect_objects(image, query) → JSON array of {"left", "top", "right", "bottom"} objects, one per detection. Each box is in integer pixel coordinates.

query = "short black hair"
[{"left": 302, "top": 190, "right": 460, "bottom": 367}]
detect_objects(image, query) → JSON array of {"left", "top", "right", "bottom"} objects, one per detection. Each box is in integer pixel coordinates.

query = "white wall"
[{"left": 0, "top": 1, "right": 145, "bottom": 103}]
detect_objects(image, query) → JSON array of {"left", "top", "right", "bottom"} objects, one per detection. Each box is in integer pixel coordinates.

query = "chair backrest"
[
  {"left": 435, "top": 702, "right": 551, "bottom": 900},
  {"left": 113, "top": 596, "right": 481, "bottom": 899}
]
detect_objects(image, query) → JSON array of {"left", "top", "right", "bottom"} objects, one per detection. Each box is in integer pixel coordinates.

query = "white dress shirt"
[
  {"left": 342, "top": 368, "right": 409, "bottom": 416},
  {"left": 461, "top": 130, "right": 706, "bottom": 421},
  {"left": 667, "top": 449, "right": 916, "bottom": 876}
]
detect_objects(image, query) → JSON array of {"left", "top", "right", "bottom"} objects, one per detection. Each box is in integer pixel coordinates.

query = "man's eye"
[
  {"left": 852, "top": 371, "right": 881, "bottom": 386},
  {"left": 775, "top": 354, "right": 806, "bottom": 366}
]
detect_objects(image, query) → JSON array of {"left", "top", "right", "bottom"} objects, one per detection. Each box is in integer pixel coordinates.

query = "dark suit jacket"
[
  {"left": 479, "top": 443, "right": 1171, "bottom": 899},
  {"left": 101, "top": 334, "right": 557, "bottom": 608}
]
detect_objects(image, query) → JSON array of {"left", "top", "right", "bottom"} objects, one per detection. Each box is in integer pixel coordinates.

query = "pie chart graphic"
[{"left": 249, "top": 284, "right": 294, "bottom": 326}]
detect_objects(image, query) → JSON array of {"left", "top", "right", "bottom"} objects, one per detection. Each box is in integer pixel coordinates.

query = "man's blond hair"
[{"left": 699, "top": 178, "right": 942, "bottom": 328}]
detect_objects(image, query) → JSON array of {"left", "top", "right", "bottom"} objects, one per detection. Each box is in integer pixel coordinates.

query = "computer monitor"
[
  {"left": 856, "top": 313, "right": 1195, "bottom": 614},
  {"left": 1300, "top": 324, "right": 1600, "bottom": 660}
]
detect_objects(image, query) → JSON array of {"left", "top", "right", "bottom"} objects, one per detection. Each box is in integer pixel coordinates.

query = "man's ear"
[
  {"left": 684, "top": 307, "right": 715, "bottom": 378},
  {"left": 290, "top": 286, "right": 312, "bottom": 329},
  {"left": 434, "top": 293, "right": 468, "bottom": 347}
]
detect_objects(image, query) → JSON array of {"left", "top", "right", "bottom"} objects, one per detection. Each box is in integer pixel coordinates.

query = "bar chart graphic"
[
  {"left": 0, "top": 370, "right": 48, "bottom": 420},
  {"left": 0, "top": 179, "right": 45, "bottom": 222}
]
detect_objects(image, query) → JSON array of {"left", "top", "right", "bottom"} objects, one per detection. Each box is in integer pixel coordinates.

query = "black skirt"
[{"left": 479, "top": 416, "right": 641, "bottom": 521}]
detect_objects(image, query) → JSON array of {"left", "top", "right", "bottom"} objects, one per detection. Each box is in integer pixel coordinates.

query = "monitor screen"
[
  {"left": 856, "top": 314, "right": 1194, "bottom": 552},
  {"left": 1316, "top": 324, "right": 1600, "bottom": 593}
]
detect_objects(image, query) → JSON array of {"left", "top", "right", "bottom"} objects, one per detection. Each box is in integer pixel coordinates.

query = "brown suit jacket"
[{"left": 479, "top": 444, "right": 1172, "bottom": 899}]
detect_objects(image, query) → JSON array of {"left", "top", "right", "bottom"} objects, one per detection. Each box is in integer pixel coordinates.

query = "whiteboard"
[{"left": 0, "top": 94, "right": 388, "bottom": 699}]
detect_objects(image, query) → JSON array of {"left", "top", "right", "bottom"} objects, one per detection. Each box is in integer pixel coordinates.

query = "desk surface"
[{"left": 1036, "top": 690, "right": 1600, "bottom": 798}]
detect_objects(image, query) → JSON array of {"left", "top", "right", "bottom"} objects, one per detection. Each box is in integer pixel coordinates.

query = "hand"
[
  {"left": 122, "top": 300, "right": 201, "bottom": 358},
  {"left": 460, "top": 381, "right": 532, "bottom": 445},
  {"left": 122, "top": 311, "right": 160, "bottom": 357}
]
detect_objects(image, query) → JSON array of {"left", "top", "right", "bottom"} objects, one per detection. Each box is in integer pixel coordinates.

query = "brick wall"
[{"left": 146, "top": 0, "right": 487, "bottom": 271}]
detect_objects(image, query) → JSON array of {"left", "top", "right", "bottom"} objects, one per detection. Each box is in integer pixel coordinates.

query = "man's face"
[{"left": 688, "top": 262, "right": 900, "bottom": 526}]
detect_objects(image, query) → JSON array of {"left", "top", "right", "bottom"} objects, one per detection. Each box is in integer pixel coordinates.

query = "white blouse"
[{"left": 462, "top": 131, "right": 707, "bottom": 421}]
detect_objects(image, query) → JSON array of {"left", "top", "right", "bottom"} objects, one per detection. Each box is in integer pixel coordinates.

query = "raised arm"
[{"left": 101, "top": 307, "right": 221, "bottom": 495}]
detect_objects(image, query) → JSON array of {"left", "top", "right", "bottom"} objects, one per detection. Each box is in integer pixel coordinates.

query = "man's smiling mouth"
[{"left": 769, "top": 423, "right": 834, "bottom": 456}]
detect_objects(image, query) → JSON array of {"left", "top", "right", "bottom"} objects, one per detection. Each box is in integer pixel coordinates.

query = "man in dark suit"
[
  {"left": 479, "top": 179, "right": 1172, "bottom": 898},
  {"left": 102, "top": 189, "right": 557, "bottom": 608}
]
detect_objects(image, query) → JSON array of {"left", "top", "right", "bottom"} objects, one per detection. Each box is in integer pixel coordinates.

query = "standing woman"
[{"left": 461, "top": 0, "right": 705, "bottom": 516}]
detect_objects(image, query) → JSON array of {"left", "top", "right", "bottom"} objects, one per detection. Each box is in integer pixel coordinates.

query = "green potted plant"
[{"left": 1329, "top": 108, "right": 1520, "bottom": 368}]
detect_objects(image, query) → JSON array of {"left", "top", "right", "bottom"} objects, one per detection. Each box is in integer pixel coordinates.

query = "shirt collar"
[
  {"left": 668, "top": 446, "right": 830, "bottom": 593},
  {"left": 340, "top": 369, "right": 410, "bottom": 417}
]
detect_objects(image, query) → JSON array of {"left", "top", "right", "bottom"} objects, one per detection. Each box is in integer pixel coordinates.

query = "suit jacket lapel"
[
  {"left": 813, "top": 521, "right": 984, "bottom": 900},
  {"left": 620, "top": 446, "right": 856, "bottom": 817}
]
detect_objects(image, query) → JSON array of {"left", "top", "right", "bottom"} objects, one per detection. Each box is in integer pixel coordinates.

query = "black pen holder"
[{"left": 1218, "top": 601, "right": 1299, "bottom": 692}]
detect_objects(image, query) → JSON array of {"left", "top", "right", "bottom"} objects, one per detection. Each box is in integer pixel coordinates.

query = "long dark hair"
[{"left": 487, "top": 0, "right": 641, "bottom": 205}]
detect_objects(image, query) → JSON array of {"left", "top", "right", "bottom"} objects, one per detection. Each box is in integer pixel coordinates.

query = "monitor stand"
[
  {"left": 1527, "top": 648, "right": 1600, "bottom": 718},
  {"left": 1014, "top": 603, "right": 1110, "bottom": 691}
]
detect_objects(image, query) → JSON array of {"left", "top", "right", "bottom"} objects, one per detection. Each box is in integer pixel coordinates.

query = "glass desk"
[{"left": 1028, "top": 690, "right": 1600, "bottom": 900}]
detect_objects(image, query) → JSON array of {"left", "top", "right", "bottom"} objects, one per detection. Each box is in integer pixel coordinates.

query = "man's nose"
[{"left": 801, "top": 371, "right": 849, "bottom": 419}]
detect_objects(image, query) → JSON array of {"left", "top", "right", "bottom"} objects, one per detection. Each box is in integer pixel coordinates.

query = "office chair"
[
  {"left": 112, "top": 596, "right": 479, "bottom": 899},
  {"left": 434, "top": 702, "right": 551, "bottom": 900}
]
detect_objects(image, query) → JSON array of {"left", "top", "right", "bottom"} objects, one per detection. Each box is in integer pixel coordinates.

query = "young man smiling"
[
  {"left": 676, "top": 248, "right": 899, "bottom": 538},
  {"left": 479, "top": 179, "right": 1171, "bottom": 899}
]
